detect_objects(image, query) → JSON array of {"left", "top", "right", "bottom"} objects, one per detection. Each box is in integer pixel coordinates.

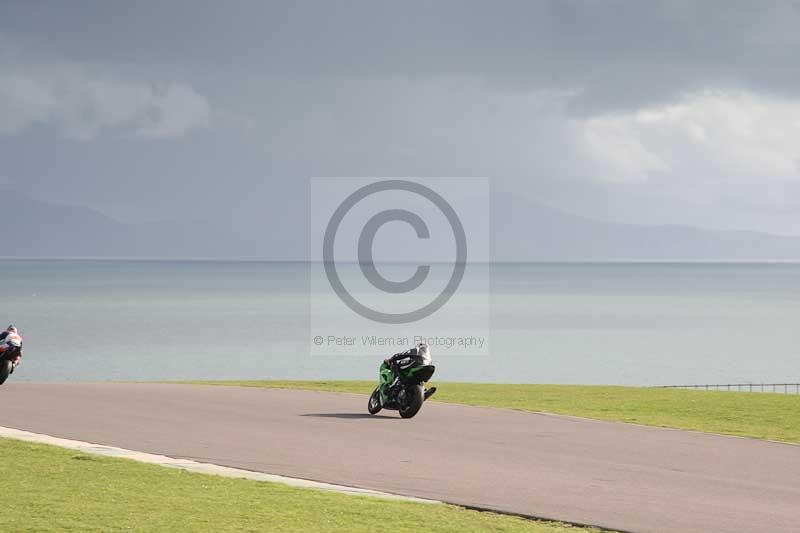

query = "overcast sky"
[{"left": 2, "top": 1, "right": 800, "bottom": 235}]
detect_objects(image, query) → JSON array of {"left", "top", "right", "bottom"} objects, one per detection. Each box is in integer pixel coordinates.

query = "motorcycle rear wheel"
[
  {"left": 399, "top": 384, "right": 424, "bottom": 419},
  {"left": 0, "top": 359, "right": 12, "bottom": 385}
]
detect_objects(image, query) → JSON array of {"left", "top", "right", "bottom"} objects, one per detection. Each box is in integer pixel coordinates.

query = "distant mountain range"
[
  {"left": 4, "top": 189, "right": 800, "bottom": 261},
  {"left": 3, "top": 190, "right": 304, "bottom": 260},
  {"left": 491, "top": 192, "right": 800, "bottom": 261}
]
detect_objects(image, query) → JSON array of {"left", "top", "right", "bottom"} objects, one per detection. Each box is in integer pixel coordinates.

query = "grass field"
[
  {"left": 0, "top": 438, "right": 601, "bottom": 533},
  {"left": 180, "top": 381, "right": 800, "bottom": 444}
]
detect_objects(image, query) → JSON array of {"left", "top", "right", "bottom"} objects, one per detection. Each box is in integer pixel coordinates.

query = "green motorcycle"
[{"left": 367, "top": 353, "right": 437, "bottom": 418}]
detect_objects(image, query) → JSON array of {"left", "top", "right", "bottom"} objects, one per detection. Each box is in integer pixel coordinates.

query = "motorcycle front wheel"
[{"left": 367, "top": 387, "right": 383, "bottom": 414}]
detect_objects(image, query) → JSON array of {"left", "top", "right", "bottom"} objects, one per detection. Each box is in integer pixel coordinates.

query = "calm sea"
[{"left": 2, "top": 260, "right": 799, "bottom": 385}]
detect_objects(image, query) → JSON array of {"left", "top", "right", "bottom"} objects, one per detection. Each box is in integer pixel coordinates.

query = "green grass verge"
[
  {"left": 180, "top": 381, "right": 800, "bottom": 444},
  {"left": 0, "top": 438, "right": 601, "bottom": 533}
]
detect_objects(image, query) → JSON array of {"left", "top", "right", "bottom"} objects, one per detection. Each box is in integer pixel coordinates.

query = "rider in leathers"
[
  {"left": 383, "top": 342, "right": 430, "bottom": 392},
  {"left": 0, "top": 325, "right": 23, "bottom": 373}
]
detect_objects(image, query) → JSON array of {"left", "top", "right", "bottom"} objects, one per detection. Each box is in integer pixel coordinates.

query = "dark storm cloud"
[
  {"left": 2, "top": 1, "right": 800, "bottom": 113},
  {"left": 2, "top": 0, "right": 800, "bottom": 245}
]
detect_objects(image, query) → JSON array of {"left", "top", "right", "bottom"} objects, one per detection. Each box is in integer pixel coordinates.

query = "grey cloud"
[
  {"left": 3, "top": 1, "right": 800, "bottom": 113},
  {"left": 2, "top": 1, "right": 800, "bottom": 246},
  {"left": 0, "top": 54, "right": 212, "bottom": 140}
]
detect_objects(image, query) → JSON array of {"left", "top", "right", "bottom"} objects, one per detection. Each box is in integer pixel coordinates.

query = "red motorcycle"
[{"left": 0, "top": 331, "right": 22, "bottom": 385}]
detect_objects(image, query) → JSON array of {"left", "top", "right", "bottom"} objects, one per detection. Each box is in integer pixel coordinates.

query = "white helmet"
[{"left": 416, "top": 342, "right": 431, "bottom": 363}]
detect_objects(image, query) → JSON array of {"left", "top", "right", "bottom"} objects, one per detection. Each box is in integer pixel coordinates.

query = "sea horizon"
[{"left": 3, "top": 259, "right": 798, "bottom": 386}]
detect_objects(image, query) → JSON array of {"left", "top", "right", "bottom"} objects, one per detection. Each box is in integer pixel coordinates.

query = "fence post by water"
[{"left": 656, "top": 383, "right": 800, "bottom": 394}]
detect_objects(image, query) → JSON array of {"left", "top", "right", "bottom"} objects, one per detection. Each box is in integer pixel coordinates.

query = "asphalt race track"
[{"left": 1, "top": 383, "right": 798, "bottom": 532}]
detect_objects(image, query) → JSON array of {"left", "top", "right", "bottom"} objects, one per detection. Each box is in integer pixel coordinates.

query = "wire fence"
[{"left": 656, "top": 383, "right": 800, "bottom": 394}]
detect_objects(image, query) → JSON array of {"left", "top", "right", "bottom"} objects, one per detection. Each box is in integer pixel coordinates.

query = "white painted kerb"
[{"left": 0, "top": 426, "right": 439, "bottom": 504}]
